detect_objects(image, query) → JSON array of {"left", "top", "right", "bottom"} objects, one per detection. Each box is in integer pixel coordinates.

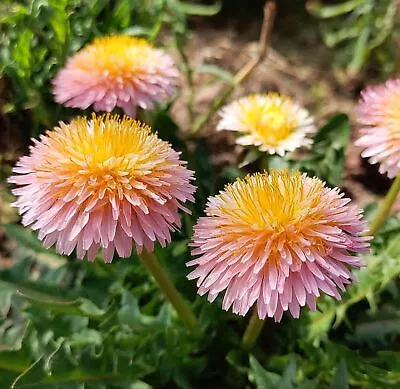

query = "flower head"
[
  {"left": 188, "top": 170, "right": 369, "bottom": 321},
  {"left": 9, "top": 114, "right": 195, "bottom": 262},
  {"left": 355, "top": 79, "right": 400, "bottom": 178},
  {"left": 217, "top": 93, "right": 315, "bottom": 156},
  {"left": 53, "top": 36, "right": 179, "bottom": 116}
]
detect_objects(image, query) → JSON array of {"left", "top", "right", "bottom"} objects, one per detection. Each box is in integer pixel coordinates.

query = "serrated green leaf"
[
  {"left": 312, "top": 113, "right": 349, "bottom": 149},
  {"left": 308, "top": 231, "right": 400, "bottom": 344},
  {"left": 69, "top": 329, "right": 102, "bottom": 348},
  {"left": 353, "top": 317, "right": 400, "bottom": 345},
  {"left": 249, "top": 355, "right": 280, "bottom": 389},
  {"left": 20, "top": 292, "right": 106, "bottom": 319},
  {"left": 0, "top": 276, "right": 106, "bottom": 320},
  {"left": 11, "top": 353, "right": 152, "bottom": 388},
  {"left": 277, "top": 359, "right": 296, "bottom": 389},
  {"left": 293, "top": 113, "right": 350, "bottom": 186},
  {"left": 329, "top": 359, "right": 348, "bottom": 389},
  {"left": 0, "top": 323, "right": 34, "bottom": 372},
  {"left": 118, "top": 290, "right": 171, "bottom": 331}
]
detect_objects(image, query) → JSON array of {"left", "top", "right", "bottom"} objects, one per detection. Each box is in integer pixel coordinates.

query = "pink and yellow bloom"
[
  {"left": 188, "top": 170, "right": 370, "bottom": 321},
  {"left": 217, "top": 93, "right": 316, "bottom": 156},
  {"left": 9, "top": 114, "right": 195, "bottom": 262},
  {"left": 53, "top": 36, "right": 179, "bottom": 116},
  {"left": 356, "top": 78, "right": 400, "bottom": 178}
]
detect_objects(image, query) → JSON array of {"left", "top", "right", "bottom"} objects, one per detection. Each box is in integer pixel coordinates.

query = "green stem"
[
  {"left": 139, "top": 251, "right": 199, "bottom": 334},
  {"left": 369, "top": 173, "right": 400, "bottom": 236},
  {"left": 176, "top": 37, "right": 195, "bottom": 123},
  {"left": 192, "top": 85, "right": 234, "bottom": 134},
  {"left": 242, "top": 308, "right": 265, "bottom": 350}
]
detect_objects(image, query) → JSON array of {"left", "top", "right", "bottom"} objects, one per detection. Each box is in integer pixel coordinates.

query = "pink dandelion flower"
[
  {"left": 217, "top": 93, "right": 316, "bottom": 156},
  {"left": 52, "top": 36, "right": 179, "bottom": 117},
  {"left": 355, "top": 78, "right": 400, "bottom": 178},
  {"left": 187, "top": 170, "right": 370, "bottom": 321},
  {"left": 9, "top": 114, "right": 195, "bottom": 262}
]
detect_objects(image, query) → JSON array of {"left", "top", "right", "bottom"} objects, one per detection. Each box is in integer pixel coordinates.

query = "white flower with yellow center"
[{"left": 217, "top": 93, "right": 316, "bottom": 156}]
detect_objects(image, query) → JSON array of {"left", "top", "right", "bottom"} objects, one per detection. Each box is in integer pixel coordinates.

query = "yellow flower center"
[
  {"left": 382, "top": 94, "right": 400, "bottom": 140},
  {"left": 242, "top": 94, "right": 298, "bottom": 146},
  {"left": 72, "top": 36, "right": 156, "bottom": 84},
  {"left": 211, "top": 170, "right": 335, "bottom": 264},
  {"left": 218, "top": 171, "right": 324, "bottom": 231},
  {"left": 35, "top": 115, "right": 170, "bottom": 202}
]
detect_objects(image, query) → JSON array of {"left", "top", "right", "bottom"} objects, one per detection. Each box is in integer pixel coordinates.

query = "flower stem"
[
  {"left": 369, "top": 173, "right": 400, "bottom": 236},
  {"left": 190, "top": 0, "right": 276, "bottom": 135},
  {"left": 175, "top": 34, "right": 196, "bottom": 124},
  {"left": 139, "top": 251, "right": 199, "bottom": 334},
  {"left": 242, "top": 308, "right": 265, "bottom": 350}
]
